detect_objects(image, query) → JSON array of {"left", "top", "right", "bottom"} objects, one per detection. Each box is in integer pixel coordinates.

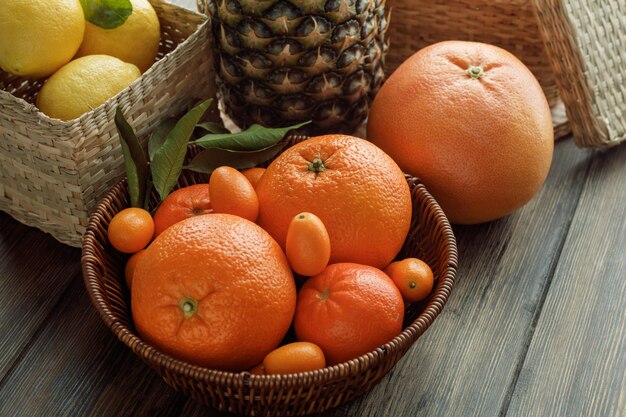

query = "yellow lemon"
[
  {"left": 0, "top": 0, "right": 85, "bottom": 78},
  {"left": 76, "top": 0, "right": 161, "bottom": 73},
  {"left": 37, "top": 55, "right": 141, "bottom": 121}
]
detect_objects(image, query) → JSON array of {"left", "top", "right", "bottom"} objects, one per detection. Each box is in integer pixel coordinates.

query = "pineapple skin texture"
[{"left": 205, "top": 0, "right": 388, "bottom": 134}]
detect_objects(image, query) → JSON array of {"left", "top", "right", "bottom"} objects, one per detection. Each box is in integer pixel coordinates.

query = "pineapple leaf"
[
  {"left": 191, "top": 121, "right": 310, "bottom": 151},
  {"left": 114, "top": 108, "right": 149, "bottom": 208},
  {"left": 148, "top": 118, "right": 177, "bottom": 161},
  {"left": 151, "top": 99, "right": 212, "bottom": 201},
  {"left": 79, "top": 0, "right": 132, "bottom": 29},
  {"left": 185, "top": 142, "right": 287, "bottom": 174}
]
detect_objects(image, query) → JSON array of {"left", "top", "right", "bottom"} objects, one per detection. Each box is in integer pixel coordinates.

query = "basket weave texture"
[
  {"left": 0, "top": 0, "right": 215, "bottom": 247},
  {"left": 81, "top": 137, "right": 458, "bottom": 417},
  {"left": 532, "top": 0, "right": 626, "bottom": 148}
]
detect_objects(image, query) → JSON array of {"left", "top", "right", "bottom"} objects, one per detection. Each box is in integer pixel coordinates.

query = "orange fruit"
[
  {"left": 249, "top": 362, "right": 266, "bottom": 375},
  {"left": 384, "top": 258, "right": 434, "bottom": 303},
  {"left": 367, "top": 41, "right": 554, "bottom": 224},
  {"left": 286, "top": 212, "right": 331, "bottom": 276},
  {"left": 124, "top": 249, "right": 146, "bottom": 289},
  {"left": 209, "top": 166, "right": 259, "bottom": 222},
  {"left": 261, "top": 342, "right": 326, "bottom": 374},
  {"left": 241, "top": 167, "right": 266, "bottom": 188},
  {"left": 294, "top": 263, "right": 404, "bottom": 365},
  {"left": 108, "top": 208, "right": 154, "bottom": 253},
  {"left": 131, "top": 214, "right": 296, "bottom": 371},
  {"left": 152, "top": 184, "right": 212, "bottom": 237},
  {"left": 256, "top": 135, "right": 412, "bottom": 269}
]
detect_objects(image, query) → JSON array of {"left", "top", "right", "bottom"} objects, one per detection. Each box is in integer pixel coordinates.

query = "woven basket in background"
[
  {"left": 82, "top": 137, "right": 458, "bottom": 416},
  {"left": 386, "top": 0, "right": 558, "bottom": 104},
  {"left": 533, "top": 0, "right": 626, "bottom": 148},
  {"left": 0, "top": 0, "right": 215, "bottom": 247},
  {"left": 385, "top": 0, "right": 571, "bottom": 139}
]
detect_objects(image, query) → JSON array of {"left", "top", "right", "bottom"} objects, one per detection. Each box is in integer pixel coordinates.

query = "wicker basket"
[
  {"left": 385, "top": 0, "right": 570, "bottom": 139},
  {"left": 386, "top": 0, "right": 557, "bottom": 104},
  {"left": 0, "top": 0, "right": 215, "bottom": 247},
  {"left": 81, "top": 137, "right": 458, "bottom": 417},
  {"left": 533, "top": 0, "right": 626, "bottom": 148}
]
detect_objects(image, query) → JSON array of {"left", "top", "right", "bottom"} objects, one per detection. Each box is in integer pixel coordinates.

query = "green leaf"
[
  {"left": 118, "top": 139, "right": 141, "bottom": 207},
  {"left": 196, "top": 121, "right": 229, "bottom": 135},
  {"left": 151, "top": 99, "right": 212, "bottom": 201},
  {"left": 114, "top": 108, "right": 149, "bottom": 208},
  {"left": 185, "top": 142, "right": 287, "bottom": 174},
  {"left": 148, "top": 118, "right": 177, "bottom": 161},
  {"left": 191, "top": 121, "right": 310, "bottom": 151},
  {"left": 143, "top": 177, "right": 153, "bottom": 211},
  {"left": 79, "top": 0, "right": 133, "bottom": 29}
]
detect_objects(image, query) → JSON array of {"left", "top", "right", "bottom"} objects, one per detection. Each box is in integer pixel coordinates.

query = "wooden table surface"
[{"left": 1, "top": 2, "right": 625, "bottom": 416}]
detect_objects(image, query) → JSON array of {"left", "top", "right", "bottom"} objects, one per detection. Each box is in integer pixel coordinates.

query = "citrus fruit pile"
[
  {"left": 108, "top": 135, "right": 436, "bottom": 373},
  {"left": 0, "top": 0, "right": 160, "bottom": 120},
  {"left": 105, "top": 35, "right": 552, "bottom": 377}
]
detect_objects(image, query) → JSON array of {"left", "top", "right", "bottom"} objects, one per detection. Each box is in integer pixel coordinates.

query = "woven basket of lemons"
[{"left": 0, "top": 0, "right": 215, "bottom": 247}]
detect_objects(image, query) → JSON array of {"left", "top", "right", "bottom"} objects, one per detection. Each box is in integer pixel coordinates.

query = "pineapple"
[{"left": 200, "top": 0, "right": 388, "bottom": 134}]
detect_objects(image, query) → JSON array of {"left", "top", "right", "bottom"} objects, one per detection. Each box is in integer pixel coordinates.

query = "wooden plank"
[
  {"left": 0, "top": 214, "right": 79, "bottom": 381},
  {"left": 323, "top": 139, "right": 594, "bottom": 417},
  {"left": 0, "top": 275, "right": 199, "bottom": 416},
  {"left": 0, "top": 138, "right": 591, "bottom": 417},
  {"left": 504, "top": 145, "right": 626, "bottom": 417}
]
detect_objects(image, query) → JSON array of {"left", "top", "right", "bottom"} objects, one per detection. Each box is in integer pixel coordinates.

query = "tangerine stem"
[
  {"left": 466, "top": 65, "right": 485, "bottom": 79},
  {"left": 179, "top": 296, "right": 198, "bottom": 318},
  {"left": 307, "top": 158, "right": 326, "bottom": 173},
  {"left": 318, "top": 288, "right": 330, "bottom": 301}
]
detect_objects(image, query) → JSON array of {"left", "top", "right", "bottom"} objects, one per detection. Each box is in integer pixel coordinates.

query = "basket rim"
[
  {"left": 0, "top": 0, "right": 208, "bottom": 127},
  {"left": 81, "top": 158, "right": 458, "bottom": 388}
]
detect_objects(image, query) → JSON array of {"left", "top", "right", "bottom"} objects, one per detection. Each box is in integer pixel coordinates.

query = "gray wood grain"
[
  {"left": 0, "top": 276, "right": 192, "bottom": 417},
  {"left": 323, "top": 139, "right": 595, "bottom": 417},
  {"left": 0, "top": 215, "right": 79, "bottom": 382},
  {"left": 0, "top": 137, "right": 602, "bottom": 417},
  {"left": 505, "top": 145, "right": 626, "bottom": 417}
]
